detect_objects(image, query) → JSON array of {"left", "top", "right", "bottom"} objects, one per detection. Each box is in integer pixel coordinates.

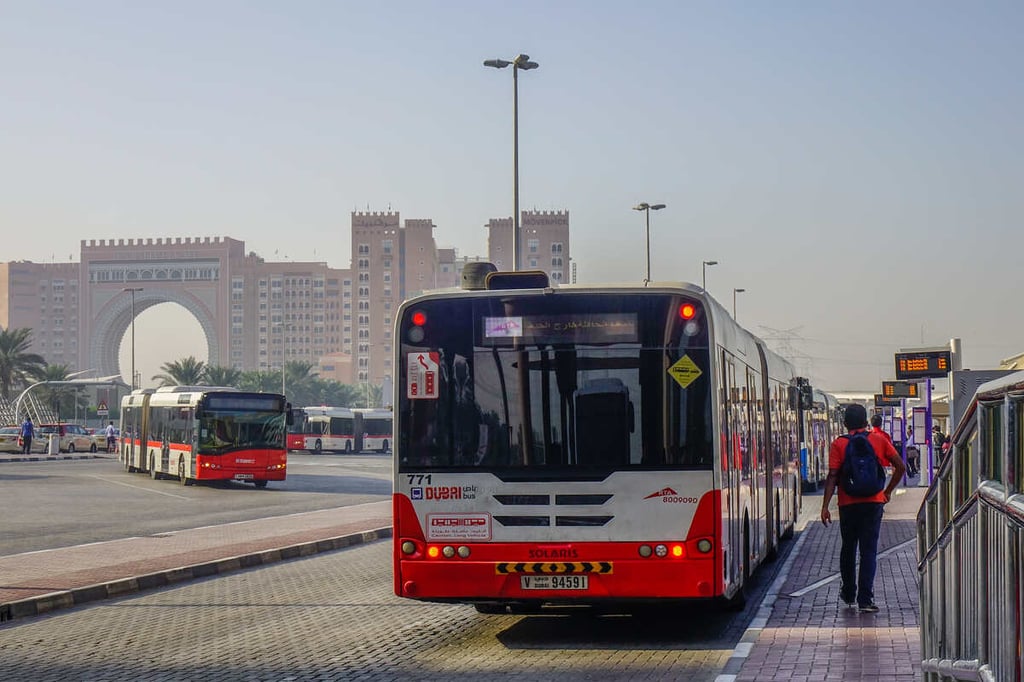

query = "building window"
[
  {"left": 528, "top": 239, "right": 539, "bottom": 253},
  {"left": 551, "top": 242, "right": 564, "bottom": 254}
]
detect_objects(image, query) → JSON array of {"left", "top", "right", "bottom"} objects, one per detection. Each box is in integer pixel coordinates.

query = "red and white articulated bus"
[
  {"left": 393, "top": 269, "right": 811, "bottom": 613},
  {"left": 287, "top": 406, "right": 392, "bottom": 454},
  {"left": 300, "top": 406, "right": 359, "bottom": 454},
  {"left": 356, "top": 408, "right": 393, "bottom": 453},
  {"left": 120, "top": 386, "right": 289, "bottom": 488}
]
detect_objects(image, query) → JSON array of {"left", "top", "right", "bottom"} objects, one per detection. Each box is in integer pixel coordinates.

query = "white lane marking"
[
  {"left": 787, "top": 538, "right": 917, "bottom": 597},
  {"left": 84, "top": 474, "right": 192, "bottom": 500}
]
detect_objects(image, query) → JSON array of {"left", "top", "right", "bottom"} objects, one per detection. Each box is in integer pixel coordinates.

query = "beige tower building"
[{"left": 486, "top": 210, "right": 570, "bottom": 282}]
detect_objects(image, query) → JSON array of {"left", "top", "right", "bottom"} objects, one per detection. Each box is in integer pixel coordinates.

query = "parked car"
[
  {"left": 88, "top": 427, "right": 118, "bottom": 452},
  {"left": 37, "top": 423, "right": 96, "bottom": 453},
  {"left": 0, "top": 426, "right": 22, "bottom": 453}
]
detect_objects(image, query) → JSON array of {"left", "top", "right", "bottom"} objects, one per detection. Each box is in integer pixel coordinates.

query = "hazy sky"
[{"left": 2, "top": 1, "right": 1021, "bottom": 391}]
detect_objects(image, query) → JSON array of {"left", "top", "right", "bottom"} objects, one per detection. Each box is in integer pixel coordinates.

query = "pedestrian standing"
[
  {"left": 820, "top": 404, "right": 906, "bottom": 613},
  {"left": 20, "top": 416, "right": 34, "bottom": 454}
]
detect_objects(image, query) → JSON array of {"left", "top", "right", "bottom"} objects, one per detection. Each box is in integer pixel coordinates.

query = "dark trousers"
[
  {"left": 839, "top": 502, "right": 884, "bottom": 607},
  {"left": 21, "top": 436, "right": 32, "bottom": 454}
]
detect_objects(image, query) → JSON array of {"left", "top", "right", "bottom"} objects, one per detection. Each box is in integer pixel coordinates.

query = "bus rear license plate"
[
  {"left": 520, "top": 575, "right": 588, "bottom": 591},
  {"left": 234, "top": 473, "right": 254, "bottom": 480}
]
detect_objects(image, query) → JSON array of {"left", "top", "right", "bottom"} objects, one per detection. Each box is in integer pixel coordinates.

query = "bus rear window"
[{"left": 398, "top": 293, "right": 712, "bottom": 472}]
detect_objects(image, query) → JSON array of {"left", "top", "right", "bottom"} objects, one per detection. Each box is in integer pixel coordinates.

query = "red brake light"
[
  {"left": 679, "top": 304, "right": 696, "bottom": 320},
  {"left": 411, "top": 310, "right": 427, "bottom": 326}
]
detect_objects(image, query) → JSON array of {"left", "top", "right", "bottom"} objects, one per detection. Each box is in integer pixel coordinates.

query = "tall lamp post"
[
  {"left": 633, "top": 202, "right": 666, "bottom": 283},
  {"left": 484, "top": 53, "right": 539, "bottom": 272},
  {"left": 277, "top": 324, "right": 293, "bottom": 397},
  {"left": 702, "top": 260, "right": 718, "bottom": 290},
  {"left": 122, "top": 287, "right": 143, "bottom": 390},
  {"left": 733, "top": 288, "right": 746, "bottom": 319}
]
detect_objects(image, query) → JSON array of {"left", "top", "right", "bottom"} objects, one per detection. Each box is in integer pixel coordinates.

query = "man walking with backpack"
[{"left": 820, "top": 404, "right": 906, "bottom": 613}]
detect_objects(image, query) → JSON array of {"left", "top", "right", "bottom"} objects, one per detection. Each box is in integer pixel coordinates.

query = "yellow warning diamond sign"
[{"left": 668, "top": 355, "right": 702, "bottom": 389}]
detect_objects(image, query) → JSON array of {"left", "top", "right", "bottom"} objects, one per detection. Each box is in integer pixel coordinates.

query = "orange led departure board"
[
  {"left": 894, "top": 351, "right": 952, "bottom": 380},
  {"left": 882, "top": 381, "right": 919, "bottom": 398},
  {"left": 875, "top": 394, "right": 902, "bottom": 408}
]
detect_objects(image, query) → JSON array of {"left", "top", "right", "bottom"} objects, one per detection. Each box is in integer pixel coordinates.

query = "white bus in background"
[
  {"left": 355, "top": 408, "right": 393, "bottom": 453},
  {"left": 304, "top": 406, "right": 358, "bottom": 454}
]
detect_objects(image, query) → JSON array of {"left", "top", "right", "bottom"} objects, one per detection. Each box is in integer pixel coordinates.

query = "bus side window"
[{"left": 574, "top": 378, "right": 633, "bottom": 467}]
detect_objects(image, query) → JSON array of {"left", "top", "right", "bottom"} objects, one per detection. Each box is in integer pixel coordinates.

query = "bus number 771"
[{"left": 407, "top": 474, "right": 432, "bottom": 485}]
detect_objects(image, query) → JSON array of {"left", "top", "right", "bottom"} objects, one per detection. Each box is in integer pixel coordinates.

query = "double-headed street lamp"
[
  {"left": 702, "top": 260, "right": 718, "bottom": 290},
  {"left": 633, "top": 202, "right": 666, "bottom": 283},
  {"left": 484, "top": 53, "right": 539, "bottom": 272},
  {"left": 733, "top": 288, "right": 746, "bottom": 319},
  {"left": 122, "top": 287, "right": 143, "bottom": 390}
]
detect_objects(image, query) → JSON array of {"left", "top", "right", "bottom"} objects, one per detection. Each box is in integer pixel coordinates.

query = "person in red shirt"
[
  {"left": 870, "top": 414, "right": 892, "bottom": 445},
  {"left": 820, "top": 404, "right": 906, "bottom": 613}
]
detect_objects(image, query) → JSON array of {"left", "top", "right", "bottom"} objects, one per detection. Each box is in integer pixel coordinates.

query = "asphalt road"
[{"left": 0, "top": 453, "right": 392, "bottom": 555}]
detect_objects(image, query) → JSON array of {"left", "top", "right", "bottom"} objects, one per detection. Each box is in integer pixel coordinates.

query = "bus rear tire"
[
  {"left": 313, "top": 439, "right": 322, "bottom": 455},
  {"left": 254, "top": 480, "right": 268, "bottom": 489},
  {"left": 149, "top": 455, "right": 160, "bottom": 480}
]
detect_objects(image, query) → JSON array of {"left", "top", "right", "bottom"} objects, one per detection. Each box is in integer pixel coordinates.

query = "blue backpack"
[{"left": 839, "top": 432, "right": 886, "bottom": 497}]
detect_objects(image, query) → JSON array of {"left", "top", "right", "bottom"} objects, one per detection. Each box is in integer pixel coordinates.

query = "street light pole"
[
  {"left": 484, "top": 53, "right": 539, "bottom": 272},
  {"left": 702, "top": 260, "right": 718, "bottom": 290},
  {"left": 733, "top": 288, "right": 746, "bottom": 319},
  {"left": 632, "top": 203, "right": 666, "bottom": 283},
  {"left": 122, "top": 287, "right": 143, "bottom": 390}
]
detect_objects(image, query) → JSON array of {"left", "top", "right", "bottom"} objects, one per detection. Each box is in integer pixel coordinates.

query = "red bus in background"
[
  {"left": 120, "top": 387, "right": 289, "bottom": 488},
  {"left": 287, "top": 407, "right": 309, "bottom": 452}
]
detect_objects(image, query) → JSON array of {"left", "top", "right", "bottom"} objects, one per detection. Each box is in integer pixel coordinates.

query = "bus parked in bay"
[
  {"left": 392, "top": 269, "right": 813, "bottom": 613},
  {"left": 120, "top": 386, "right": 289, "bottom": 488}
]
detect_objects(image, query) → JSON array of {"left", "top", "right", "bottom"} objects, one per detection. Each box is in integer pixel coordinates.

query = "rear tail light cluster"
[
  {"left": 401, "top": 539, "right": 471, "bottom": 559},
  {"left": 637, "top": 538, "right": 713, "bottom": 558}
]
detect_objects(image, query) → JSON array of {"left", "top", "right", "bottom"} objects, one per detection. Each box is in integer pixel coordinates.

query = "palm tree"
[
  {"left": 203, "top": 365, "right": 243, "bottom": 388},
  {"left": 238, "top": 370, "right": 279, "bottom": 394},
  {"left": 0, "top": 327, "right": 46, "bottom": 400},
  {"left": 152, "top": 356, "right": 207, "bottom": 387}
]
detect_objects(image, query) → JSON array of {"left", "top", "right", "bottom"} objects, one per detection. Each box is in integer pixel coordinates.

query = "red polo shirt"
[{"left": 829, "top": 428, "right": 900, "bottom": 506}]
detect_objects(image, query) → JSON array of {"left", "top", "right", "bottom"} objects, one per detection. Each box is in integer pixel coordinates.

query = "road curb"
[{"left": 0, "top": 526, "right": 393, "bottom": 623}]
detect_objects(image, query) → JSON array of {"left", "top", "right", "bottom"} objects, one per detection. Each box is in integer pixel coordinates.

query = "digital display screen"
[
  {"left": 206, "top": 395, "right": 283, "bottom": 412},
  {"left": 482, "top": 313, "right": 639, "bottom": 345},
  {"left": 894, "top": 351, "right": 951, "bottom": 380},
  {"left": 882, "top": 381, "right": 919, "bottom": 398},
  {"left": 875, "top": 394, "right": 902, "bottom": 407}
]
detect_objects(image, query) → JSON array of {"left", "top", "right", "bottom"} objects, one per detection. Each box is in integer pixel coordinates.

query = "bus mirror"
[{"left": 286, "top": 409, "right": 294, "bottom": 427}]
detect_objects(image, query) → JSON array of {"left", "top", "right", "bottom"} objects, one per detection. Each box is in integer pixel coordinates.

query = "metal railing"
[{"left": 918, "top": 372, "right": 1024, "bottom": 682}]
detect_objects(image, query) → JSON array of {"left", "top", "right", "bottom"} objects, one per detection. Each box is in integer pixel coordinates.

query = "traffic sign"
[{"left": 97, "top": 401, "right": 108, "bottom": 417}]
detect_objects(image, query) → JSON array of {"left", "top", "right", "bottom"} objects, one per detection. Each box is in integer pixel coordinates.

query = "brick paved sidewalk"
[{"left": 720, "top": 485, "right": 925, "bottom": 682}]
